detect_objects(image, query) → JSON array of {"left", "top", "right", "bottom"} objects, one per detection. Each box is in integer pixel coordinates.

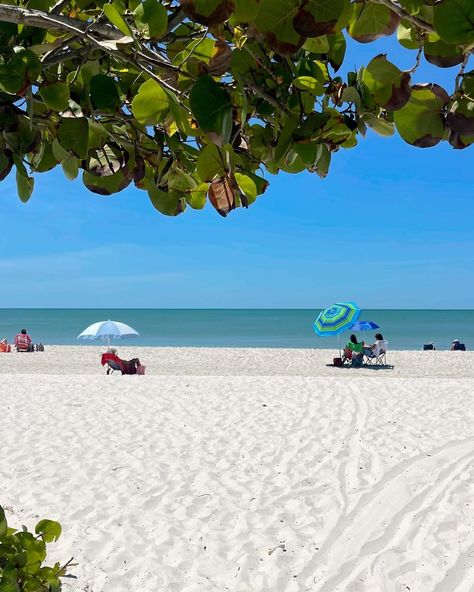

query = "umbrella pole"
[{"left": 338, "top": 334, "right": 341, "bottom": 358}]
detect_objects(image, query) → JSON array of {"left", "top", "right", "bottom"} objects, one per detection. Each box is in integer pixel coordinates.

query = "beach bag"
[
  {"left": 137, "top": 364, "right": 146, "bottom": 375},
  {"left": 333, "top": 357, "right": 343, "bottom": 366},
  {"left": 36, "top": 343, "right": 44, "bottom": 351}
]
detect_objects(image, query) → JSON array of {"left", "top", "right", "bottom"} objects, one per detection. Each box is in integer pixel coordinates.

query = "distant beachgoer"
[
  {"left": 14, "top": 329, "right": 33, "bottom": 352},
  {"left": 0, "top": 338, "right": 11, "bottom": 353},
  {"left": 451, "top": 339, "right": 466, "bottom": 351}
]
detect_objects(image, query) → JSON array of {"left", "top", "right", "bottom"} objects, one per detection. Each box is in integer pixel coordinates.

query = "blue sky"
[{"left": 0, "top": 36, "right": 473, "bottom": 309}]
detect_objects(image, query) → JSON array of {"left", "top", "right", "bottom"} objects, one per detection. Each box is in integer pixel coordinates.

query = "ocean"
[{"left": 0, "top": 309, "right": 472, "bottom": 351}]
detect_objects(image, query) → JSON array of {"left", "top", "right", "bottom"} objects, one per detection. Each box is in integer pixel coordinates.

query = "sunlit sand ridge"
[{"left": 2, "top": 346, "right": 474, "bottom": 591}]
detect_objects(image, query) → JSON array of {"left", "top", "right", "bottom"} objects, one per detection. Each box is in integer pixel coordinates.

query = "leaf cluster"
[
  {"left": 0, "top": 505, "right": 68, "bottom": 592},
  {"left": 0, "top": 0, "right": 472, "bottom": 216}
]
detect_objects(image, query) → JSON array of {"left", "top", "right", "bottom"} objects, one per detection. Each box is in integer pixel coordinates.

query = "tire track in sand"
[{"left": 299, "top": 437, "right": 474, "bottom": 590}]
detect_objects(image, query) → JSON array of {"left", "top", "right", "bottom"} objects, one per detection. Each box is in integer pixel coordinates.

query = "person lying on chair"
[{"left": 101, "top": 347, "right": 142, "bottom": 375}]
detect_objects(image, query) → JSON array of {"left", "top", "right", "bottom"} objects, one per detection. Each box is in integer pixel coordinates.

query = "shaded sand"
[{"left": 1, "top": 347, "right": 474, "bottom": 591}]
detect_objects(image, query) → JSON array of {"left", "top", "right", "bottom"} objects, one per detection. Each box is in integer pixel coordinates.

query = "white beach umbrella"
[{"left": 77, "top": 320, "right": 139, "bottom": 347}]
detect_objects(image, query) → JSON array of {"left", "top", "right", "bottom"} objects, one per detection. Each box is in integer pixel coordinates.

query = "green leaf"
[
  {"left": 347, "top": 2, "right": 400, "bottom": 43},
  {"left": 58, "top": 117, "right": 89, "bottom": 159},
  {"left": 90, "top": 75, "right": 121, "bottom": 110},
  {"left": 293, "top": 0, "right": 349, "bottom": 38},
  {"left": 0, "top": 151, "right": 13, "bottom": 182},
  {"left": 83, "top": 169, "right": 131, "bottom": 194},
  {"left": 39, "top": 82, "right": 70, "bottom": 111},
  {"left": 35, "top": 520, "right": 62, "bottom": 543},
  {"left": 0, "top": 49, "right": 41, "bottom": 94},
  {"left": 182, "top": 0, "right": 234, "bottom": 26},
  {"left": 394, "top": 83, "right": 449, "bottom": 147},
  {"left": 235, "top": 172, "right": 257, "bottom": 204},
  {"left": 397, "top": 20, "right": 421, "bottom": 50},
  {"left": 16, "top": 165, "right": 34, "bottom": 203},
  {"left": 433, "top": 0, "right": 474, "bottom": 45},
  {"left": 364, "top": 114, "right": 395, "bottom": 137},
  {"left": 424, "top": 39, "right": 464, "bottom": 68},
  {"left": 232, "top": 0, "right": 259, "bottom": 22},
  {"left": 197, "top": 143, "right": 226, "bottom": 181},
  {"left": 294, "top": 75, "right": 324, "bottom": 95},
  {"left": 62, "top": 154, "right": 80, "bottom": 180},
  {"left": 0, "top": 505, "right": 7, "bottom": 537},
  {"left": 134, "top": 0, "right": 168, "bottom": 38},
  {"left": 148, "top": 188, "right": 186, "bottom": 215},
  {"left": 132, "top": 79, "right": 170, "bottom": 125},
  {"left": 446, "top": 97, "right": 474, "bottom": 149},
  {"left": 327, "top": 32, "right": 346, "bottom": 71},
  {"left": 303, "top": 36, "right": 330, "bottom": 53},
  {"left": 186, "top": 182, "right": 208, "bottom": 209},
  {"left": 189, "top": 75, "right": 232, "bottom": 146},
  {"left": 362, "top": 54, "right": 411, "bottom": 110},
  {"left": 252, "top": 0, "right": 303, "bottom": 55},
  {"left": 104, "top": 2, "right": 133, "bottom": 36}
]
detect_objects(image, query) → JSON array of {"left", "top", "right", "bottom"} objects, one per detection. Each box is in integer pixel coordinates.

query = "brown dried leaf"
[{"left": 208, "top": 173, "right": 237, "bottom": 216}]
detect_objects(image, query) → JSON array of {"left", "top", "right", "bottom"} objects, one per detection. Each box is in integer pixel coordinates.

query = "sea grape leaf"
[
  {"left": 235, "top": 172, "right": 257, "bottom": 205},
  {"left": 132, "top": 79, "right": 170, "bottom": 125},
  {"left": 35, "top": 520, "right": 61, "bottom": 543},
  {"left": 208, "top": 174, "right": 237, "bottom": 216},
  {"left": 433, "top": 0, "right": 474, "bottom": 45},
  {"left": 103, "top": 2, "right": 133, "bottom": 36},
  {"left": 189, "top": 75, "right": 232, "bottom": 146},
  {"left": 397, "top": 20, "right": 421, "bottom": 49},
  {"left": 134, "top": 0, "right": 168, "bottom": 38},
  {"left": 252, "top": 0, "right": 304, "bottom": 56},
  {"left": 90, "top": 75, "right": 121, "bottom": 110},
  {"left": 58, "top": 117, "right": 89, "bottom": 159},
  {"left": 293, "top": 0, "right": 349, "bottom": 38},
  {"left": 196, "top": 143, "right": 226, "bottom": 181},
  {"left": 394, "top": 83, "right": 450, "bottom": 147},
  {"left": 294, "top": 75, "right": 324, "bottom": 95},
  {"left": 327, "top": 33, "right": 346, "bottom": 71},
  {"left": 0, "top": 49, "right": 41, "bottom": 94},
  {"left": 424, "top": 39, "right": 464, "bottom": 68},
  {"left": 347, "top": 2, "right": 400, "bottom": 43},
  {"left": 39, "top": 82, "right": 70, "bottom": 111},
  {"left": 83, "top": 169, "right": 131, "bottom": 194},
  {"left": 180, "top": 0, "right": 234, "bottom": 26},
  {"left": 446, "top": 97, "right": 474, "bottom": 149},
  {"left": 232, "top": 0, "right": 259, "bottom": 22},
  {"left": 362, "top": 54, "right": 411, "bottom": 110},
  {"left": 148, "top": 187, "right": 186, "bottom": 215}
]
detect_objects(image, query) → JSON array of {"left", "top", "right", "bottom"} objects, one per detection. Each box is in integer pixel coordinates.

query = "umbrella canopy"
[
  {"left": 313, "top": 302, "right": 361, "bottom": 336},
  {"left": 350, "top": 320, "right": 379, "bottom": 332},
  {"left": 77, "top": 320, "right": 139, "bottom": 346}
]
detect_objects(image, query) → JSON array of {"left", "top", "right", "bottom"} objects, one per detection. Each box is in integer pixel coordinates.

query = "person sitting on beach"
[
  {"left": 14, "top": 329, "right": 33, "bottom": 352},
  {"left": 364, "top": 333, "right": 386, "bottom": 357},
  {"left": 0, "top": 338, "right": 11, "bottom": 353},
  {"left": 345, "top": 334, "right": 364, "bottom": 364},
  {"left": 450, "top": 339, "right": 466, "bottom": 351}
]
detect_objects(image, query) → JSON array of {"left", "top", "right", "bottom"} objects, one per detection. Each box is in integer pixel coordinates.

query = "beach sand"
[{"left": 1, "top": 346, "right": 473, "bottom": 591}]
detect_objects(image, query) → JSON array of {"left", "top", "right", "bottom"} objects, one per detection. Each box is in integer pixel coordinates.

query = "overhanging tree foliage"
[{"left": 0, "top": 0, "right": 472, "bottom": 216}]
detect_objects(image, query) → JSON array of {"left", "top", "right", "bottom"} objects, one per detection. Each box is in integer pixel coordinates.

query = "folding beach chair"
[
  {"left": 372, "top": 340, "right": 388, "bottom": 365},
  {"left": 101, "top": 352, "right": 125, "bottom": 375}
]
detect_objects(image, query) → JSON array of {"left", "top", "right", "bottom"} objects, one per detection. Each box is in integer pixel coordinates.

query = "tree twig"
[{"left": 370, "top": 0, "right": 435, "bottom": 34}]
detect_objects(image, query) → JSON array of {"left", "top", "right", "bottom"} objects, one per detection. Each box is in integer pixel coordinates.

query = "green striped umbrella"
[{"left": 313, "top": 302, "right": 361, "bottom": 356}]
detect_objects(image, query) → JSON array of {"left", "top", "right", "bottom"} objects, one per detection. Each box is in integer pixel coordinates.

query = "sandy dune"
[{"left": 1, "top": 347, "right": 473, "bottom": 591}]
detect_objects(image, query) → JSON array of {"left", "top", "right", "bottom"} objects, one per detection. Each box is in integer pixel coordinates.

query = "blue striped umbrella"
[
  {"left": 313, "top": 302, "right": 361, "bottom": 356},
  {"left": 350, "top": 320, "right": 379, "bottom": 332}
]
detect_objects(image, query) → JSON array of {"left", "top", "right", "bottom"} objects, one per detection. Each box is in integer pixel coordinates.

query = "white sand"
[{"left": 1, "top": 346, "right": 474, "bottom": 591}]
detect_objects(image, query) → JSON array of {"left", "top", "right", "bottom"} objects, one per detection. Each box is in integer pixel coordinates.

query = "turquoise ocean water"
[{"left": 0, "top": 309, "right": 472, "bottom": 351}]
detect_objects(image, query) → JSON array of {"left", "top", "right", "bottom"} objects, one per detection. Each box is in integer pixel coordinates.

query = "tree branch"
[
  {"left": 370, "top": 0, "right": 435, "bottom": 34},
  {"left": 0, "top": 3, "right": 123, "bottom": 39}
]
